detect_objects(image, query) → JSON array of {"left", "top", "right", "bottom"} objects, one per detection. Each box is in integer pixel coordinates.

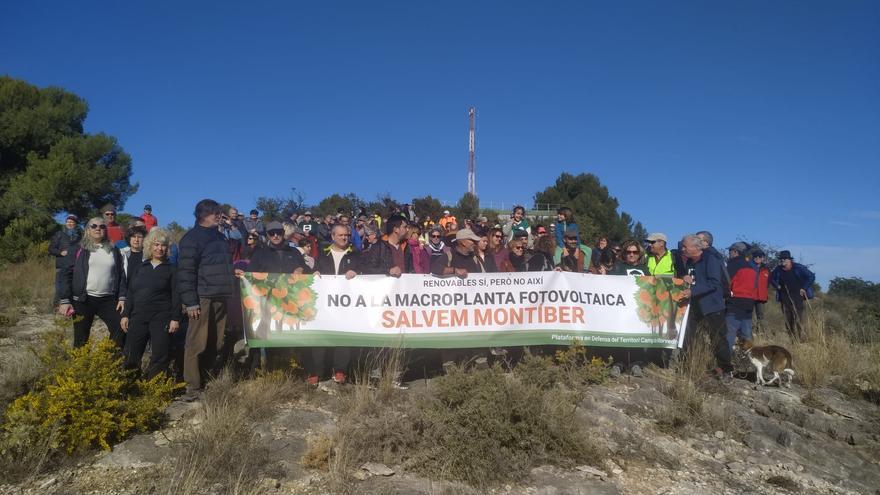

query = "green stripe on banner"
[{"left": 246, "top": 329, "right": 679, "bottom": 349}]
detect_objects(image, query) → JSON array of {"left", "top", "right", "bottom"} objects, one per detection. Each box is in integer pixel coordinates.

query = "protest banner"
[{"left": 239, "top": 271, "right": 691, "bottom": 349}]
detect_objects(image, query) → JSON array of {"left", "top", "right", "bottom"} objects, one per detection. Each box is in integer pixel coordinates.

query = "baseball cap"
[
  {"left": 646, "top": 233, "right": 667, "bottom": 242},
  {"left": 143, "top": 204, "right": 152, "bottom": 211},
  {"left": 266, "top": 221, "right": 284, "bottom": 232},
  {"left": 304, "top": 211, "right": 312, "bottom": 216},
  {"left": 443, "top": 210, "right": 451, "bottom": 215},
  {"left": 778, "top": 250, "right": 793, "bottom": 260},
  {"left": 727, "top": 241, "right": 748, "bottom": 253},
  {"left": 65, "top": 214, "right": 78, "bottom": 221},
  {"left": 454, "top": 229, "right": 481, "bottom": 242}
]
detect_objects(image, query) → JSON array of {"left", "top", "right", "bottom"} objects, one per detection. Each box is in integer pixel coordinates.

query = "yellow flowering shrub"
[{"left": 3, "top": 338, "right": 179, "bottom": 453}]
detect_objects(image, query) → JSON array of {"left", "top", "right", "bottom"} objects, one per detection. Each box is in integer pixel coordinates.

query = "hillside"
[{"left": 0, "top": 260, "right": 878, "bottom": 495}]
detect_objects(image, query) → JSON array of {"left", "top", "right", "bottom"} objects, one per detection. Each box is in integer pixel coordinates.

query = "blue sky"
[{"left": 3, "top": 1, "right": 879, "bottom": 286}]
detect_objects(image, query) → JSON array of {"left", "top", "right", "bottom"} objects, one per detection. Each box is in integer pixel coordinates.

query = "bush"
[
  {"left": 1, "top": 338, "right": 178, "bottom": 457},
  {"left": 316, "top": 361, "right": 601, "bottom": 489}
]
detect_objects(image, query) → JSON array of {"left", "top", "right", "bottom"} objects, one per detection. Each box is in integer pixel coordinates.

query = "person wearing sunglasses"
[
  {"left": 247, "top": 221, "right": 309, "bottom": 275},
  {"left": 506, "top": 236, "right": 529, "bottom": 272},
  {"left": 609, "top": 240, "right": 649, "bottom": 276},
  {"left": 101, "top": 204, "right": 125, "bottom": 245},
  {"left": 58, "top": 217, "right": 128, "bottom": 348},
  {"left": 645, "top": 233, "right": 675, "bottom": 276},
  {"left": 424, "top": 226, "right": 449, "bottom": 265},
  {"left": 486, "top": 227, "right": 512, "bottom": 272}
]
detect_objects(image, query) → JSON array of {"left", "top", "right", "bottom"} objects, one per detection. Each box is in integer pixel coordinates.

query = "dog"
[{"left": 737, "top": 341, "right": 795, "bottom": 388}]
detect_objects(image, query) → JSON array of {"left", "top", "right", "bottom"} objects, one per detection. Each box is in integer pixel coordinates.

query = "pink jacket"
[{"left": 408, "top": 239, "right": 430, "bottom": 274}]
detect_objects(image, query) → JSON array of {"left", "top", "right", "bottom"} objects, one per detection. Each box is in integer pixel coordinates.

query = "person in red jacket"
[
  {"left": 102, "top": 204, "right": 125, "bottom": 244},
  {"left": 725, "top": 242, "right": 757, "bottom": 349},
  {"left": 140, "top": 204, "right": 158, "bottom": 232},
  {"left": 751, "top": 249, "right": 770, "bottom": 333}
]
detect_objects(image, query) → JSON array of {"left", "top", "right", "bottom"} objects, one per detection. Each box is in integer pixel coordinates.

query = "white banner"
[{"left": 240, "top": 271, "right": 691, "bottom": 349}]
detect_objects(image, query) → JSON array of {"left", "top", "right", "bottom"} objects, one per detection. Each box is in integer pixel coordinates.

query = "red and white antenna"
[{"left": 467, "top": 107, "right": 476, "bottom": 196}]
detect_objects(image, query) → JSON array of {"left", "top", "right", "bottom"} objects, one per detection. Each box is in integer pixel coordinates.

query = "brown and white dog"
[{"left": 738, "top": 341, "right": 795, "bottom": 387}]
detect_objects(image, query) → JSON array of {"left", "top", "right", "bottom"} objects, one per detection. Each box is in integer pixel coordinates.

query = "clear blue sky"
[{"left": 3, "top": 1, "right": 879, "bottom": 286}]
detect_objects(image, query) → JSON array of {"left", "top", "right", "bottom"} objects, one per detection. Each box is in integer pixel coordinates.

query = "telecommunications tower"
[{"left": 467, "top": 107, "right": 476, "bottom": 196}]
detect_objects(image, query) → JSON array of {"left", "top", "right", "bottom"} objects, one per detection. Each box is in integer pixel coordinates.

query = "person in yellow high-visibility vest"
[{"left": 646, "top": 232, "right": 675, "bottom": 276}]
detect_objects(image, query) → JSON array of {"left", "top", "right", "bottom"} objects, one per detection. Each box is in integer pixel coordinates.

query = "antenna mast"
[{"left": 467, "top": 107, "right": 476, "bottom": 196}]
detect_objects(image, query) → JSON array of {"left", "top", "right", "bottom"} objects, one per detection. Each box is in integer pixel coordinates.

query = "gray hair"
[
  {"left": 695, "top": 230, "right": 713, "bottom": 247},
  {"left": 81, "top": 217, "right": 112, "bottom": 253},
  {"left": 681, "top": 234, "right": 702, "bottom": 249}
]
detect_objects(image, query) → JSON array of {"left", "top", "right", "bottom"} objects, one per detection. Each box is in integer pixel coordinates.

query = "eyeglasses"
[
  {"left": 511, "top": 246, "right": 523, "bottom": 251},
  {"left": 430, "top": 234, "right": 440, "bottom": 238},
  {"left": 103, "top": 212, "right": 115, "bottom": 216},
  {"left": 493, "top": 234, "right": 503, "bottom": 238},
  {"left": 268, "top": 230, "right": 284, "bottom": 237},
  {"left": 625, "top": 250, "right": 640, "bottom": 255},
  {"left": 247, "top": 236, "right": 257, "bottom": 240},
  {"left": 89, "top": 224, "right": 107, "bottom": 230}
]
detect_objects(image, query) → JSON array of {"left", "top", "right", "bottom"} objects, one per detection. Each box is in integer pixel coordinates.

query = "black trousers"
[
  {"left": 304, "top": 347, "right": 352, "bottom": 379},
  {"left": 683, "top": 307, "right": 732, "bottom": 373},
  {"left": 124, "top": 310, "right": 173, "bottom": 379},
  {"left": 72, "top": 296, "right": 123, "bottom": 348}
]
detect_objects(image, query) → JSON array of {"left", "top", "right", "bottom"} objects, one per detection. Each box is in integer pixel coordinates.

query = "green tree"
[
  {"left": 313, "top": 193, "right": 364, "bottom": 218},
  {"left": 364, "top": 193, "right": 400, "bottom": 218},
  {"left": 533, "top": 173, "right": 641, "bottom": 242},
  {"left": 412, "top": 195, "right": 443, "bottom": 222},
  {"left": 453, "top": 192, "right": 480, "bottom": 223},
  {"left": 0, "top": 76, "right": 137, "bottom": 261},
  {"left": 254, "top": 188, "right": 305, "bottom": 222}
]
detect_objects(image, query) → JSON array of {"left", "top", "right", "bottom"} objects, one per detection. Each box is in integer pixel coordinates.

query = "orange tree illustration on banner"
[
  {"left": 633, "top": 276, "right": 689, "bottom": 339},
  {"left": 241, "top": 272, "right": 318, "bottom": 338}
]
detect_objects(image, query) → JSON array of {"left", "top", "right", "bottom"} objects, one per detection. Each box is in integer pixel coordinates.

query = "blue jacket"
[
  {"left": 688, "top": 252, "right": 725, "bottom": 315},
  {"left": 769, "top": 263, "right": 815, "bottom": 302}
]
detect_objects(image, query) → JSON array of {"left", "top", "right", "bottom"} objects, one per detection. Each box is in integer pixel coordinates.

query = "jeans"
[{"left": 725, "top": 313, "right": 753, "bottom": 349}]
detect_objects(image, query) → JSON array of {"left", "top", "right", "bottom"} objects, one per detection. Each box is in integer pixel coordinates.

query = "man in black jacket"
[
  {"left": 361, "top": 215, "right": 413, "bottom": 276},
  {"left": 178, "top": 199, "right": 235, "bottom": 400},
  {"left": 247, "top": 221, "right": 309, "bottom": 274}
]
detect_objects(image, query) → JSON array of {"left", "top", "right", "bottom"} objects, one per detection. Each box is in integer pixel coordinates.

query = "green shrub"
[{"left": 2, "top": 338, "right": 179, "bottom": 454}]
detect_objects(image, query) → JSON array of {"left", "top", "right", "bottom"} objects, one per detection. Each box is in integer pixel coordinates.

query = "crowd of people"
[{"left": 51, "top": 199, "right": 816, "bottom": 397}]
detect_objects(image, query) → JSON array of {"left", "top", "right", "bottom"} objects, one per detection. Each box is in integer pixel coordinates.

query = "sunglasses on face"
[
  {"left": 247, "top": 236, "right": 257, "bottom": 240},
  {"left": 89, "top": 224, "right": 107, "bottom": 230},
  {"left": 268, "top": 230, "right": 284, "bottom": 237},
  {"left": 430, "top": 234, "right": 440, "bottom": 238},
  {"left": 564, "top": 236, "right": 577, "bottom": 240},
  {"left": 625, "top": 250, "right": 640, "bottom": 255},
  {"left": 493, "top": 234, "right": 503, "bottom": 238},
  {"left": 512, "top": 246, "right": 523, "bottom": 251},
  {"left": 103, "top": 212, "right": 115, "bottom": 216}
]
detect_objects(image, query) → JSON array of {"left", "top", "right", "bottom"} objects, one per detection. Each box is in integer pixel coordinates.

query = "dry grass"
[
  {"left": 304, "top": 347, "right": 602, "bottom": 491},
  {"left": 657, "top": 333, "right": 745, "bottom": 439},
  {"left": 0, "top": 257, "right": 55, "bottom": 318},
  {"left": 166, "top": 369, "right": 307, "bottom": 495},
  {"left": 756, "top": 299, "right": 880, "bottom": 402}
]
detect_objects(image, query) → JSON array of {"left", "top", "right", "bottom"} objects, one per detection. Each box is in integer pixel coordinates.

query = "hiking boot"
[
  {"left": 233, "top": 339, "right": 249, "bottom": 363},
  {"left": 179, "top": 388, "right": 201, "bottom": 402},
  {"left": 490, "top": 347, "right": 508, "bottom": 356},
  {"left": 318, "top": 380, "right": 337, "bottom": 394},
  {"left": 610, "top": 364, "right": 622, "bottom": 378},
  {"left": 307, "top": 374, "right": 319, "bottom": 387},
  {"left": 392, "top": 381, "right": 410, "bottom": 390},
  {"left": 333, "top": 371, "right": 346, "bottom": 384}
]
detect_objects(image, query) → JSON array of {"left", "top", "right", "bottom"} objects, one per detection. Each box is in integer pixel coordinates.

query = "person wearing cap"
[
  {"left": 725, "top": 241, "right": 757, "bottom": 349},
  {"left": 361, "top": 215, "right": 413, "bottom": 276},
  {"left": 645, "top": 233, "right": 675, "bottom": 276},
  {"left": 102, "top": 204, "right": 125, "bottom": 244},
  {"left": 750, "top": 249, "right": 771, "bottom": 333},
  {"left": 554, "top": 226, "right": 592, "bottom": 273},
  {"left": 140, "top": 204, "right": 158, "bottom": 232},
  {"left": 438, "top": 210, "right": 457, "bottom": 231},
  {"left": 769, "top": 250, "right": 815, "bottom": 337},
  {"left": 243, "top": 209, "right": 265, "bottom": 241},
  {"left": 49, "top": 214, "right": 82, "bottom": 305},
  {"left": 430, "top": 228, "right": 487, "bottom": 277},
  {"left": 298, "top": 211, "right": 319, "bottom": 237}
]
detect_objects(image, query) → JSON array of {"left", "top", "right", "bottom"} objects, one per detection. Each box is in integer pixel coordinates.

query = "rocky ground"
[{"left": 1, "top": 314, "right": 879, "bottom": 495}]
